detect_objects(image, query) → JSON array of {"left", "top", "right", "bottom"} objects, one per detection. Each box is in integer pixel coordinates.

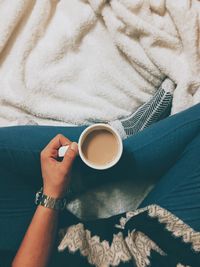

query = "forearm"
[
  {"left": 12, "top": 135, "right": 78, "bottom": 267},
  {"left": 12, "top": 206, "right": 59, "bottom": 267}
]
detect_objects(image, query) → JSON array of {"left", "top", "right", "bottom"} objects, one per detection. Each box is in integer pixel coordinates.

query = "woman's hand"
[{"left": 40, "top": 134, "right": 78, "bottom": 198}]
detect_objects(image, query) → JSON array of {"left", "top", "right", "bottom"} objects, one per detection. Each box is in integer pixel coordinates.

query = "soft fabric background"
[{"left": 0, "top": 0, "right": 200, "bottom": 218}]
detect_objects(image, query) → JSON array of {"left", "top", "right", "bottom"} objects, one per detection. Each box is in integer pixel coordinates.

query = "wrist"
[
  {"left": 37, "top": 204, "right": 59, "bottom": 215},
  {"left": 35, "top": 187, "right": 67, "bottom": 211},
  {"left": 43, "top": 187, "right": 66, "bottom": 199}
]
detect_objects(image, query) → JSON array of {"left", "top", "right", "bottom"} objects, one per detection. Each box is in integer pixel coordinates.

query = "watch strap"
[{"left": 35, "top": 187, "right": 67, "bottom": 211}]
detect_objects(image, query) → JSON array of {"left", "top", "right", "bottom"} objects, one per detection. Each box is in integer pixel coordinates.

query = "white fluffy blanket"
[
  {"left": 0, "top": 0, "right": 200, "bottom": 218},
  {"left": 0, "top": 0, "right": 200, "bottom": 126}
]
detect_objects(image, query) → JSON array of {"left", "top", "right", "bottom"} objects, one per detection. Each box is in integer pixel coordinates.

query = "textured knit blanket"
[
  {"left": 0, "top": 0, "right": 200, "bottom": 218},
  {"left": 0, "top": 0, "right": 200, "bottom": 126}
]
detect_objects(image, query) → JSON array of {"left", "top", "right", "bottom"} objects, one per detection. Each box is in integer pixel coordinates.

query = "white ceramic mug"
[{"left": 58, "top": 123, "right": 123, "bottom": 170}]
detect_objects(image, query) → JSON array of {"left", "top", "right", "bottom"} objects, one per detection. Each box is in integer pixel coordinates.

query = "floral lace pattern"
[
  {"left": 58, "top": 223, "right": 165, "bottom": 267},
  {"left": 58, "top": 204, "right": 200, "bottom": 266},
  {"left": 117, "top": 204, "right": 200, "bottom": 252}
]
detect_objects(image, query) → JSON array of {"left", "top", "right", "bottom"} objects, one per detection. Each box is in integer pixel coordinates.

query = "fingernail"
[{"left": 71, "top": 142, "right": 78, "bottom": 151}]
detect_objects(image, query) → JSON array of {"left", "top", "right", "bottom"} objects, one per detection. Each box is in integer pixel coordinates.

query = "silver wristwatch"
[{"left": 35, "top": 187, "right": 67, "bottom": 211}]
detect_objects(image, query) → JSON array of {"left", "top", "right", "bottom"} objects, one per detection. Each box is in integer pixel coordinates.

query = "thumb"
[{"left": 62, "top": 142, "right": 78, "bottom": 171}]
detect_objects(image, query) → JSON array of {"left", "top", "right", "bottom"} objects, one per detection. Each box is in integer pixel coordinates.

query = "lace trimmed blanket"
[{"left": 58, "top": 204, "right": 200, "bottom": 267}]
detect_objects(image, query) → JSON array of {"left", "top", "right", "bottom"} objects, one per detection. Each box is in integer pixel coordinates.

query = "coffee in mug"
[
  {"left": 78, "top": 124, "right": 123, "bottom": 170},
  {"left": 58, "top": 123, "right": 123, "bottom": 170},
  {"left": 81, "top": 129, "right": 119, "bottom": 166}
]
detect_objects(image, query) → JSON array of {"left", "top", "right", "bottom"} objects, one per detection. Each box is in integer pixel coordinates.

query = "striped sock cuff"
[{"left": 110, "top": 79, "right": 175, "bottom": 139}]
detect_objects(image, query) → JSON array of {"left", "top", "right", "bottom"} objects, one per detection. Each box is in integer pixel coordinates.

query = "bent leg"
[
  {"left": 75, "top": 103, "right": 200, "bottom": 192},
  {"left": 0, "top": 125, "right": 86, "bottom": 251},
  {"left": 139, "top": 131, "right": 200, "bottom": 231},
  {"left": 113, "top": 103, "right": 200, "bottom": 184}
]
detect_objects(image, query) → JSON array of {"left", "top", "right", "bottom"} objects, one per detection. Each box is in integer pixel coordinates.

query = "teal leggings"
[{"left": 0, "top": 103, "right": 200, "bottom": 253}]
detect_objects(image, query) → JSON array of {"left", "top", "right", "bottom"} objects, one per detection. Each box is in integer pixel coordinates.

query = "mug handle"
[{"left": 58, "top": 145, "right": 69, "bottom": 157}]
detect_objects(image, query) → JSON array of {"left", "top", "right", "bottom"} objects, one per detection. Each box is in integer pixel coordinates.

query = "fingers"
[
  {"left": 43, "top": 134, "right": 71, "bottom": 158},
  {"left": 62, "top": 142, "right": 78, "bottom": 171},
  {"left": 48, "top": 134, "right": 71, "bottom": 149}
]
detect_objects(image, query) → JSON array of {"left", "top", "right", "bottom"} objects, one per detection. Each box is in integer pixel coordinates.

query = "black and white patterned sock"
[{"left": 109, "top": 78, "right": 175, "bottom": 139}]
